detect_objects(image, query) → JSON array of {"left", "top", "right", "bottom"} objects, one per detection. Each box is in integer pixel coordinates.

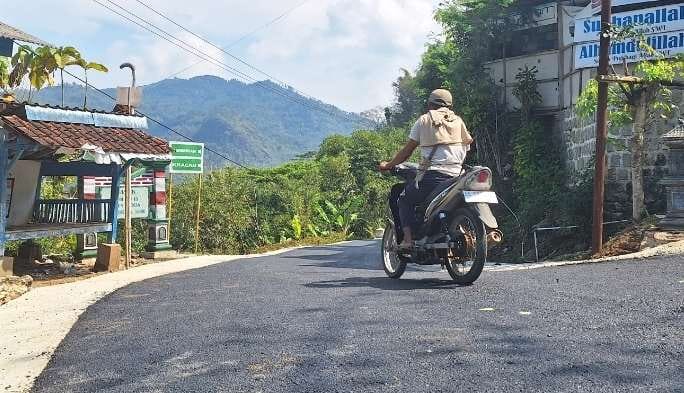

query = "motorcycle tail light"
[{"left": 467, "top": 169, "right": 492, "bottom": 191}]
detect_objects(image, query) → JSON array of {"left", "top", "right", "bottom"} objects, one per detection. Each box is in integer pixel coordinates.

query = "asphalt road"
[{"left": 33, "top": 241, "right": 683, "bottom": 392}]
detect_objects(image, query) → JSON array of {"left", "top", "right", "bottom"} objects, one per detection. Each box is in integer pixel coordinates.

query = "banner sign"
[
  {"left": 169, "top": 141, "right": 204, "bottom": 174},
  {"left": 590, "top": 0, "right": 663, "bottom": 13},
  {"left": 97, "top": 186, "right": 149, "bottom": 219},
  {"left": 575, "top": 4, "right": 684, "bottom": 43},
  {"left": 575, "top": 30, "right": 684, "bottom": 68}
]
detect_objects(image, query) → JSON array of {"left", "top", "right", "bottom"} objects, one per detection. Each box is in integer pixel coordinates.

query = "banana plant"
[
  {"left": 0, "top": 58, "right": 9, "bottom": 94},
  {"left": 9, "top": 46, "right": 34, "bottom": 96},
  {"left": 52, "top": 46, "right": 82, "bottom": 106},
  {"left": 29, "top": 46, "right": 57, "bottom": 93},
  {"left": 313, "top": 199, "right": 360, "bottom": 237},
  {"left": 290, "top": 214, "right": 303, "bottom": 240},
  {"left": 9, "top": 45, "right": 57, "bottom": 102},
  {"left": 76, "top": 58, "right": 108, "bottom": 109}
]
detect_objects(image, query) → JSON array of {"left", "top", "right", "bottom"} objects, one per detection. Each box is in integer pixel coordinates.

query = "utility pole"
[
  {"left": 592, "top": 0, "right": 612, "bottom": 254},
  {"left": 120, "top": 63, "right": 136, "bottom": 268},
  {"left": 125, "top": 165, "right": 132, "bottom": 268}
]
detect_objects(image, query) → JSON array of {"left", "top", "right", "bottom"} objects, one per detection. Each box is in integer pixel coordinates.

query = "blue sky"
[{"left": 3, "top": 0, "right": 441, "bottom": 112}]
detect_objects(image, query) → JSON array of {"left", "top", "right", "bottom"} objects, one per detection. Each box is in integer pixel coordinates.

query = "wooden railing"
[{"left": 33, "top": 199, "right": 111, "bottom": 224}]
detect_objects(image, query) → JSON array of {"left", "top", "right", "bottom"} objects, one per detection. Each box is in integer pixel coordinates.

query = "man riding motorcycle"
[{"left": 378, "top": 89, "right": 473, "bottom": 250}]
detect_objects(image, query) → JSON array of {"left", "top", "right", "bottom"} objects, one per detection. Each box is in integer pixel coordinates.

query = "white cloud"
[{"left": 3, "top": 0, "right": 441, "bottom": 111}]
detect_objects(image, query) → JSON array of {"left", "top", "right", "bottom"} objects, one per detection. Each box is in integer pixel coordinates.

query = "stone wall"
[{"left": 560, "top": 92, "right": 682, "bottom": 220}]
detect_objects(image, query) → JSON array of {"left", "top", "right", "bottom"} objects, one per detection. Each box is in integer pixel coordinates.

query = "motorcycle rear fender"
[{"left": 470, "top": 203, "right": 498, "bottom": 229}]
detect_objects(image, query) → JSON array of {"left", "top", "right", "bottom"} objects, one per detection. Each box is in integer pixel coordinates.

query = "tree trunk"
[
  {"left": 83, "top": 72, "right": 88, "bottom": 109},
  {"left": 60, "top": 69, "right": 64, "bottom": 107},
  {"left": 631, "top": 90, "right": 647, "bottom": 222}
]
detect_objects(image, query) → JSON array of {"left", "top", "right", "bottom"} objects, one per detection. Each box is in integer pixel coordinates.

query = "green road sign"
[{"left": 170, "top": 141, "right": 204, "bottom": 174}]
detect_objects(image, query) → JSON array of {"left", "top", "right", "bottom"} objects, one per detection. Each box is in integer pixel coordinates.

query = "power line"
[
  {"left": 97, "top": 0, "right": 359, "bottom": 125},
  {"left": 98, "top": 0, "right": 373, "bottom": 128},
  {"left": 92, "top": 0, "right": 355, "bottom": 153},
  {"left": 162, "top": 0, "right": 312, "bottom": 80},
  {"left": 135, "top": 0, "right": 306, "bottom": 90},
  {"left": 133, "top": 0, "right": 329, "bottom": 107},
  {"left": 11, "top": 40, "right": 251, "bottom": 169},
  {"left": 94, "top": 0, "right": 258, "bottom": 84}
]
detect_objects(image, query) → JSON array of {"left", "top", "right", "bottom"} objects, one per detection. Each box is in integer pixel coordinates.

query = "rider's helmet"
[{"left": 428, "top": 89, "right": 453, "bottom": 108}]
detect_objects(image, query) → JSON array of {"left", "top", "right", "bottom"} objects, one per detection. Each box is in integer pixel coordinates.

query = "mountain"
[{"left": 32, "top": 76, "right": 371, "bottom": 166}]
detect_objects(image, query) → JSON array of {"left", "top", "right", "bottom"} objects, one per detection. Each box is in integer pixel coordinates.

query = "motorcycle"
[{"left": 381, "top": 163, "right": 502, "bottom": 284}]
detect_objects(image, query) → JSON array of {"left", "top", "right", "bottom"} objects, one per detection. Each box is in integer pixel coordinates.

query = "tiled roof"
[
  {"left": 0, "top": 21, "right": 48, "bottom": 46},
  {"left": 0, "top": 114, "right": 170, "bottom": 155}
]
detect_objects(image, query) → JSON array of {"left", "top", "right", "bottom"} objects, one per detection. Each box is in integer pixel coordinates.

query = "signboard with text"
[
  {"left": 97, "top": 186, "right": 149, "bottom": 219},
  {"left": 575, "top": 4, "right": 684, "bottom": 43},
  {"left": 575, "top": 30, "right": 684, "bottom": 68},
  {"left": 574, "top": 3, "right": 684, "bottom": 69},
  {"left": 590, "top": 0, "right": 664, "bottom": 14},
  {"left": 169, "top": 141, "right": 204, "bottom": 174}
]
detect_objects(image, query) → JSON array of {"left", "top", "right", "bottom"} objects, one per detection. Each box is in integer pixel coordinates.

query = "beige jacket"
[{"left": 412, "top": 108, "right": 472, "bottom": 147}]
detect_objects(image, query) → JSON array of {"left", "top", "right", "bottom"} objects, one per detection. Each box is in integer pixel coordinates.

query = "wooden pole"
[
  {"left": 108, "top": 165, "right": 121, "bottom": 243},
  {"left": 592, "top": 0, "right": 612, "bottom": 255},
  {"left": 167, "top": 173, "right": 173, "bottom": 239},
  {"left": 125, "top": 165, "right": 132, "bottom": 268},
  {"left": 0, "top": 133, "right": 8, "bottom": 258},
  {"left": 194, "top": 174, "right": 203, "bottom": 255}
]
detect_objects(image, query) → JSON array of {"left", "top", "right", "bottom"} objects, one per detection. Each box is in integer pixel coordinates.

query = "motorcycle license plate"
[{"left": 463, "top": 191, "right": 498, "bottom": 204}]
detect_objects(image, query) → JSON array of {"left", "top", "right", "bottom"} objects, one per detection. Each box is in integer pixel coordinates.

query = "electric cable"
[
  {"left": 96, "top": 0, "right": 372, "bottom": 128},
  {"left": 133, "top": 0, "right": 337, "bottom": 113},
  {"left": 161, "top": 0, "right": 312, "bottom": 80}
]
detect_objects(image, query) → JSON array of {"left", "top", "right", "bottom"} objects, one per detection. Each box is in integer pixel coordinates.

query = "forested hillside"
[{"left": 33, "top": 76, "right": 369, "bottom": 166}]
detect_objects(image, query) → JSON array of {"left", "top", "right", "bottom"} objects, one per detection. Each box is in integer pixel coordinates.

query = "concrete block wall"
[{"left": 560, "top": 92, "right": 682, "bottom": 219}]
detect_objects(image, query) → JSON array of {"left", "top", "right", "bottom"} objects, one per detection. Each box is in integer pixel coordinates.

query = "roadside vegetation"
[{"left": 169, "top": 0, "right": 587, "bottom": 259}]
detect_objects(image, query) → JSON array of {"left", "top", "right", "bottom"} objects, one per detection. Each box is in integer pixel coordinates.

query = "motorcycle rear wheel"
[
  {"left": 381, "top": 222, "right": 407, "bottom": 279},
  {"left": 445, "top": 208, "right": 487, "bottom": 285}
]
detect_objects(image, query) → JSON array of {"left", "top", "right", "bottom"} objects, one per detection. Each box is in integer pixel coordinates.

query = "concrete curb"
[
  {"left": 0, "top": 247, "right": 302, "bottom": 393},
  {"left": 486, "top": 240, "right": 684, "bottom": 272}
]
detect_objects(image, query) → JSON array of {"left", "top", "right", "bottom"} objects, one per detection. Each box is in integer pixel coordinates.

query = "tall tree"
[
  {"left": 389, "top": 68, "right": 421, "bottom": 126},
  {"left": 76, "top": 59, "right": 108, "bottom": 109},
  {"left": 52, "top": 46, "right": 82, "bottom": 106}
]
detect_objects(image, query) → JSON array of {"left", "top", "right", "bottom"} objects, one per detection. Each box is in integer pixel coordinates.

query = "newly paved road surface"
[{"left": 33, "top": 241, "right": 682, "bottom": 392}]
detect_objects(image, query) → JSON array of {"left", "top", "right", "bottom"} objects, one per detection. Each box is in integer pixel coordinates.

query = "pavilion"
[{"left": 0, "top": 101, "right": 172, "bottom": 261}]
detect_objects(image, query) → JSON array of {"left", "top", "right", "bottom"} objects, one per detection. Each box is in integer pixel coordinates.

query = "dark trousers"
[{"left": 389, "top": 171, "right": 453, "bottom": 240}]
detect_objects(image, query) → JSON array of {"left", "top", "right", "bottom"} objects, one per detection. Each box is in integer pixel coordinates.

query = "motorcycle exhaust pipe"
[{"left": 487, "top": 229, "right": 504, "bottom": 244}]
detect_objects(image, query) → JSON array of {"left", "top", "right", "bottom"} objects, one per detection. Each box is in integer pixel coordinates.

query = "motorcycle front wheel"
[
  {"left": 381, "top": 222, "right": 407, "bottom": 279},
  {"left": 445, "top": 208, "right": 487, "bottom": 285}
]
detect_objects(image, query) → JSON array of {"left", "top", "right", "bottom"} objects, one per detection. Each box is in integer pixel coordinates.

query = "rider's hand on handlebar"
[{"left": 378, "top": 161, "right": 394, "bottom": 172}]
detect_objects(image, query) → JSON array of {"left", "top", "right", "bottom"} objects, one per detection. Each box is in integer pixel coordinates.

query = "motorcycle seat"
[{"left": 418, "top": 175, "right": 461, "bottom": 211}]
